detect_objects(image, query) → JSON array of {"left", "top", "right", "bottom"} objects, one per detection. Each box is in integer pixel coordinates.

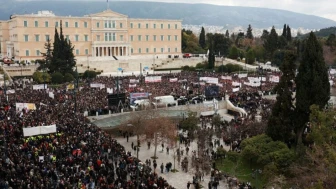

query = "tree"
[
  {"left": 208, "top": 47, "right": 215, "bottom": 69},
  {"left": 263, "top": 26, "right": 279, "bottom": 60},
  {"left": 281, "top": 24, "right": 287, "bottom": 38},
  {"left": 225, "top": 30, "right": 230, "bottom": 38},
  {"left": 180, "top": 111, "right": 198, "bottom": 132},
  {"left": 83, "top": 70, "right": 97, "bottom": 79},
  {"left": 295, "top": 32, "right": 330, "bottom": 145},
  {"left": 39, "top": 38, "right": 52, "bottom": 71},
  {"left": 267, "top": 51, "right": 296, "bottom": 143},
  {"left": 206, "top": 33, "right": 231, "bottom": 56},
  {"left": 51, "top": 72, "right": 63, "bottom": 84},
  {"left": 199, "top": 27, "right": 206, "bottom": 49},
  {"left": 261, "top": 29, "right": 269, "bottom": 42},
  {"left": 228, "top": 46, "right": 239, "bottom": 59},
  {"left": 245, "top": 49, "right": 255, "bottom": 65},
  {"left": 246, "top": 24, "right": 253, "bottom": 39},
  {"left": 32, "top": 71, "right": 51, "bottom": 83},
  {"left": 326, "top": 33, "right": 336, "bottom": 51},
  {"left": 286, "top": 25, "right": 292, "bottom": 42},
  {"left": 64, "top": 73, "right": 75, "bottom": 82}
]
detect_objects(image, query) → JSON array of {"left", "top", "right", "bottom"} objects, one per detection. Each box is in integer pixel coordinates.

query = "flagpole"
[{"left": 107, "top": 0, "right": 109, "bottom": 10}]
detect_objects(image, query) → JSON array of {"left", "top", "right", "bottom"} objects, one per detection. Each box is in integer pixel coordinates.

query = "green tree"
[
  {"left": 83, "top": 70, "right": 97, "bottom": 79},
  {"left": 39, "top": 38, "right": 52, "bottom": 71},
  {"left": 32, "top": 71, "right": 51, "bottom": 83},
  {"left": 326, "top": 33, "right": 336, "bottom": 51},
  {"left": 286, "top": 25, "right": 292, "bottom": 42},
  {"left": 261, "top": 29, "right": 269, "bottom": 42},
  {"left": 64, "top": 73, "right": 75, "bottom": 82},
  {"left": 263, "top": 26, "right": 279, "bottom": 60},
  {"left": 245, "top": 49, "right": 255, "bottom": 65},
  {"left": 246, "top": 24, "right": 253, "bottom": 39},
  {"left": 278, "top": 36, "right": 287, "bottom": 49},
  {"left": 228, "top": 46, "right": 239, "bottom": 59},
  {"left": 206, "top": 33, "right": 231, "bottom": 56},
  {"left": 281, "top": 24, "right": 287, "bottom": 38},
  {"left": 51, "top": 72, "right": 64, "bottom": 84},
  {"left": 225, "top": 30, "right": 230, "bottom": 38},
  {"left": 180, "top": 112, "right": 198, "bottom": 132},
  {"left": 208, "top": 47, "right": 215, "bottom": 69},
  {"left": 199, "top": 27, "right": 206, "bottom": 49},
  {"left": 295, "top": 32, "right": 330, "bottom": 145},
  {"left": 267, "top": 51, "right": 296, "bottom": 143}
]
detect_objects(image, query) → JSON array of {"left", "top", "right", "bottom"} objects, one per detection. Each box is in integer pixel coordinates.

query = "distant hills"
[{"left": 1, "top": 1, "right": 335, "bottom": 29}]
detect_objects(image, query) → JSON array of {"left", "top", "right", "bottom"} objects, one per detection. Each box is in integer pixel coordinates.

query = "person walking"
[
  {"left": 160, "top": 163, "right": 164, "bottom": 173},
  {"left": 187, "top": 181, "right": 191, "bottom": 189}
]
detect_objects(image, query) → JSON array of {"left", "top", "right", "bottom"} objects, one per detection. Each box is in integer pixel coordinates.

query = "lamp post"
[{"left": 73, "top": 63, "right": 78, "bottom": 113}]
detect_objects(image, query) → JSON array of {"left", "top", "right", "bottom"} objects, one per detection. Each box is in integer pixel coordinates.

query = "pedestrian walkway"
[{"left": 116, "top": 134, "right": 230, "bottom": 189}]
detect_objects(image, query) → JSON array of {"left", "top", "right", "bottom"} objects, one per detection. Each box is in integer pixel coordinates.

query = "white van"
[
  {"left": 152, "top": 95, "right": 176, "bottom": 107},
  {"left": 130, "top": 99, "right": 151, "bottom": 110}
]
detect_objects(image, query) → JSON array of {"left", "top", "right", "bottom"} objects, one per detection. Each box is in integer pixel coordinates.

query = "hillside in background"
[{"left": 0, "top": 1, "right": 335, "bottom": 29}]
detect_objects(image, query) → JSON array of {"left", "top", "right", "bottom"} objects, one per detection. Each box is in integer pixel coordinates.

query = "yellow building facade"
[{"left": 0, "top": 9, "right": 182, "bottom": 65}]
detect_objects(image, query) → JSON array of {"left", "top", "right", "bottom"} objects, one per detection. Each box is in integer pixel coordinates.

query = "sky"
[{"left": 101, "top": 0, "right": 336, "bottom": 21}]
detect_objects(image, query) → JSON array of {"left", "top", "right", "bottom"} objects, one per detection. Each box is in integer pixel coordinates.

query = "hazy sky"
[{"left": 100, "top": 0, "right": 336, "bottom": 21}]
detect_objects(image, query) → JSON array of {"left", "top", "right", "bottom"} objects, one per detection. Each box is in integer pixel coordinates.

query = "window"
[
  {"left": 36, "top": 50, "right": 40, "bottom": 56},
  {"left": 138, "top": 48, "right": 141, "bottom": 53},
  {"left": 153, "top": 24, "right": 156, "bottom": 29},
  {"left": 55, "top": 21, "right": 59, "bottom": 27},
  {"left": 65, "top": 22, "right": 69, "bottom": 28},
  {"left": 84, "top": 22, "right": 88, "bottom": 28},
  {"left": 108, "top": 21, "right": 111, "bottom": 28},
  {"left": 97, "top": 35, "right": 100, "bottom": 41},
  {"left": 76, "top": 49, "right": 79, "bottom": 55},
  {"left": 25, "top": 50, "right": 30, "bottom": 56},
  {"left": 153, "top": 48, "right": 156, "bottom": 53},
  {"left": 160, "top": 35, "right": 164, "bottom": 41},
  {"left": 35, "top": 35, "right": 39, "bottom": 42},
  {"left": 168, "top": 24, "right": 170, "bottom": 29},
  {"left": 75, "top": 35, "right": 79, "bottom": 41},
  {"left": 112, "top": 21, "right": 115, "bottom": 28},
  {"left": 120, "top": 35, "right": 123, "bottom": 41},
  {"left": 161, "top": 48, "right": 164, "bottom": 53},
  {"left": 96, "top": 22, "right": 100, "bottom": 28},
  {"left": 85, "top": 49, "right": 89, "bottom": 55},
  {"left": 84, "top": 35, "right": 88, "bottom": 41},
  {"left": 105, "top": 33, "right": 108, "bottom": 41},
  {"left": 24, "top": 21, "right": 28, "bottom": 27},
  {"left": 168, "top": 48, "right": 171, "bottom": 53},
  {"left": 24, "top": 35, "right": 29, "bottom": 42},
  {"left": 175, "top": 35, "right": 178, "bottom": 41},
  {"left": 45, "top": 21, "right": 49, "bottom": 27},
  {"left": 168, "top": 35, "right": 171, "bottom": 41},
  {"left": 153, "top": 35, "right": 156, "bottom": 41},
  {"left": 130, "top": 35, "right": 134, "bottom": 41},
  {"left": 66, "top": 35, "right": 69, "bottom": 41},
  {"left": 130, "top": 23, "right": 133, "bottom": 28},
  {"left": 112, "top": 33, "right": 116, "bottom": 41},
  {"left": 105, "top": 21, "right": 108, "bottom": 28},
  {"left": 146, "top": 48, "right": 149, "bottom": 53},
  {"left": 161, "top": 24, "right": 163, "bottom": 29},
  {"left": 131, "top": 48, "right": 133, "bottom": 53},
  {"left": 45, "top": 35, "right": 50, "bottom": 41},
  {"left": 34, "top": 21, "right": 38, "bottom": 27},
  {"left": 146, "top": 35, "right": 149, "bottom": 41},
  {"left": 120, "top": 23, "right": 123, "bottom": 28},
  {"left": 175, "top": 47, "right": 178, "bottom": 52},
  {"left": 138, "top": 23, "right": 141, "bottom": 28},
  {"left": 146, "top": 23, "right": 149, "bottom": 29},
  {"left": 138, "top": 35, "right": 142, "bottom": 41},
  {"left": 75, "top": 22, "right": 78, "bottom": 28},
  {"left": 175, "top": 24, "right": 178, "bottom": 29}
]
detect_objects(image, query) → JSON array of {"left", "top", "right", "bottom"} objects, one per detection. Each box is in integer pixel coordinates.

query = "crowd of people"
[{"left": 0, "top": 70, "right": 280, "bottom": 189}]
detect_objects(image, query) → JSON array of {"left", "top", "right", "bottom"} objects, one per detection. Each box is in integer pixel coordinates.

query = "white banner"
[
  {"left": 107, "top": 88, "right": 113, "bottom": 94},
  {"left": 48, "top": 92, "right": 54, "bottom": 99},
  {"left": 16, "top": 103, "right": 36, "bottom": 112},
  {"left": 269, "top": 75, "right": 280, "bottom": 83},
  {"left": 238, "top": 73, "right": 248, "bottom": 78},
  {"left": 23, "top": 124, "right": 57, "bottom": 137},
  {"left": 248, "top": 77, "right": 266, "bottom": 82},
  {"left": 200, "top": 77, "right": 218, "bottom": 84},
  {"left": 169, "top": 78, "right": 178, "bottom": 82},
  {"left": 145, "top": 76, "right": 162, "bottom": 83},
  {"left": 232, "top": 82, "right": 241, "bottom": 87},
  {"left": 90, "top": 83, "right": 103, "bottom": 88},
  {"left": 216, "top": 83, "right": 223, "bottom": 87},
  {"left": 130, "top": 79, "right": 139, "bottom": 84},
  {"left": 233, "top": 87, "right": 240, "bottom": 92},
  {"left": 129, "top": 84, "right": 137, "bottom": 88},
  {"left": 221, "top": 76, "right": 232, "bottom": 80},
  {"left": 33, "top": 84, "right": 47, "bottom": 90},
  {"left": 7, "top": 89, "right": 15, "bottom": 94},
  {"left": 244, "top": 81, "right": 261, "bottom": 87}
]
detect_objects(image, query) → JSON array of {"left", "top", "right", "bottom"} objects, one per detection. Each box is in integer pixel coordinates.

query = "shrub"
[
  {"left": 64, "top": 73, "right": 75, "bottom": 82},
  {"left": 83, "top": 70, "right": 97, "bottom": 79},
  {"left": 51, "top": 72, "right": 63, "bottom": 84}
]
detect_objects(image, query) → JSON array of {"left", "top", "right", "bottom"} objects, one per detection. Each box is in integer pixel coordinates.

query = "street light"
[{"left": 73, "top": 61, "right": 78, "bottom": 113}]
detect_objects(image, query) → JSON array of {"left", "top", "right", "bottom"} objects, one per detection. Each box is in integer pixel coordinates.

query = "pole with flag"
[{"left": 107, "top": 0, "right": 109, "bottom": 10}]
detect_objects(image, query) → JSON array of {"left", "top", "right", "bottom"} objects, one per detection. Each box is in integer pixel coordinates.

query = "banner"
[
  {"left": 130, "top": 79, "right": 139, "bottom": 84},
  {"left": 233, "top": 87, "right": 240, "bottom": 92},
  {"left": 200, "top": 77, "right": 218, "bottom": 84},
  {"left": 7, "top": 89, "right": 15, "bottom": 94},
  {"left": 33, "top": 84, "right": 47, "bottom": 90},
  {"left": 232, "top": 82, "right": 241, "bottom": 87},
  {"left": 145, "top": 76, "right": 162, "bottom": 83},
  {"left": 238, "top": 73, "right": 248, "bottom": 78},
  {"left": 129, "top": 84, "right": 137, "bottom": 88},
  {"left": 90, "top": 83, "right": 105, "bottom": 88},
  {"left": 130, "top": 93, "right": 149, "bottom": 105},
  {"left": 221, "top": 76, "right": 232, "bottom": 80},
  {"left": 107, "top": 88, "right": 113, "bottom": 94},
  {"left": 67, "top": 84, "right": 74, "bottom": 90},
  {"left": 269, "top": 75, "right": 280, "bottom": 83},
  {"left": 248, "top": 77, "right": 266, "bottom": 82},
  {"left": 178, "top": 79, "right": 188, "bottom": 83},
  {"left": 48, "top": 92, "right": 54, "bottom": 99},
  {"left": 169, "top": 78, "right": 178, "bottom": 82},
  {"left": 216, "top": 83, "right": 223, "bottom": 87},
  {"left": 244, "top": 81, "right": 261, "bottom": 87},
  {"left": 23, "top": 124, "right": 57, "bottom": 137},
  {"left": 16, "top": 103, "right": 36, "bottom": 112}
]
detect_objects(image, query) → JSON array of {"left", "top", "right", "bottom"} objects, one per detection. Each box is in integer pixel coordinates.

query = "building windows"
[
  {"left": 96, "top": 22, "right": 100, "bottom": 28},
  {"left": 146, "top": 48, "right": 149, "bottom": 53},
  {"left": 153, "top": 48, "right": 156, "bottom": 53},
  {"left": 84, "top": 35, "right": 88, "bottom": 41},
  {"left": 153, "top": 24, "right": 156, "bottom": 29},
  {"left": 138, "top": 35, "right": 142, "bottom": 41},
  {"left": 84, "top": 22, "right": 88, "bottom": 28},
  {"left": 160, "top": 35, "right": 164, "bottom": 41},
  {"left": 24, "top": 35, "right": 29, "bottom": 42},
  {"left": 168, "top": 24, "right": 170, "bottom": 29},
  {"left": 75, "top": 35, "right": 79, "bottom": 41},
  {"left": 24, "top": 20, "right": 28, "bottom": 27},
  {"left": 153, "top": 35, "right": 156, "bottom": 41},
  {"left": 130, "top": 23, "right": 133, "bottom": 28},
  {"left": 76, "top": 49, "right": 79, "bottom": 55},
  {"left": 105, "top": 33, "right": 108, "bottom": 41},
  {"left": 66, "top": 35, "right": 69, "bottom": 41},
  {"left": 112, "top": 21, "right": 116, "bottom": 28},
  {"left": 146, "top": 23, "right": 149, "bottom": 29},
  {"left": 75, "top": 22, "right": 78, "bottom": 28},
  {"left": 112, "top": 33, "right": 116, "bottom": 41},
  {"left": 131, "top": 48, "right": 133, "bottom": 53},
  {"left": 35, "top": 35, "right": 40, "bottom": 42},
  {"left": 45, "top": 35, "right": 50, "bottom": 41},
  {"left": 25, "top": 50, "right": 30, "bottom": 56},
  {"left": 175, "top": 47, "right": 178, "bottom": 52},
  {"left": 97, "top": 35, "right": 100, "bottom": 41},
  {"left": 34, "top": 21, "right": 38, "bottom": 27},
  {"left": 175, "top": 24, "right": 178, "bottom": 29},
  {"left": 138, "top": 48, "right": 141, "bottom": 53},
  {"left": 85, "top": 49, "right": 89, "bottom": 55},
  {"left": 146, "top": 35, "right": 149, "bottom": 41},
  {"left": 105, "top": 20, "right": 116, "bottom": 28},
  {"left": 161, "top": 24, "right": 163, "bottom": 29},
  {"left": 120, "top": 35, "right": 123, "bottom": 41},
  {"left": 55, "top": 21, "right": 59, "bottom": 27},
  {"left": 65, "top": 22, "right": 69, "bottom": 28},
  {"left": 138, "top": 23, "right": 141, "bottom": 28},
  {"left": 161, "top": 48, "right": 164, "bottom": 53},
  {"left": 104, "top": 33, "right": 115, "bottom": 41},
  {"left": 168, "top": 48, "right": 171, "bottom": 53},
  {"left": 175, "top": 35, "right": 178, "bottom": 41},
  {"left": 168, "top": 35, "right": 171, "bottom": 41},
  {"left": 120, "top": 23, "right": 123, "bottom": 28},
  {"left": 130, "top": 35, "right": 134, "bottom": 41},
  {"left": 36, "top": 50, "right": 40, "bottom": 56},
  {"left": 45, "top": 21, "right": 49, "bottom": 27}
]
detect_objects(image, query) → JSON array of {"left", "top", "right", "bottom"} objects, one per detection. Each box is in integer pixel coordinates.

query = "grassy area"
[{"left": 216, "top": 157, "right": 265, "bottom": 188}]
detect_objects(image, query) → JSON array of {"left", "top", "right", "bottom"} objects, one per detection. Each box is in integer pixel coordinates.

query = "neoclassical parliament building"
[{"left": 0, "top": 9, "right": 182, "bottom": 66}]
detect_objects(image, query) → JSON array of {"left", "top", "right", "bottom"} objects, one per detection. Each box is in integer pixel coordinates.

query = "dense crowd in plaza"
[{"left": 0, "top": 70, "right": 279, "bottom": 188}]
